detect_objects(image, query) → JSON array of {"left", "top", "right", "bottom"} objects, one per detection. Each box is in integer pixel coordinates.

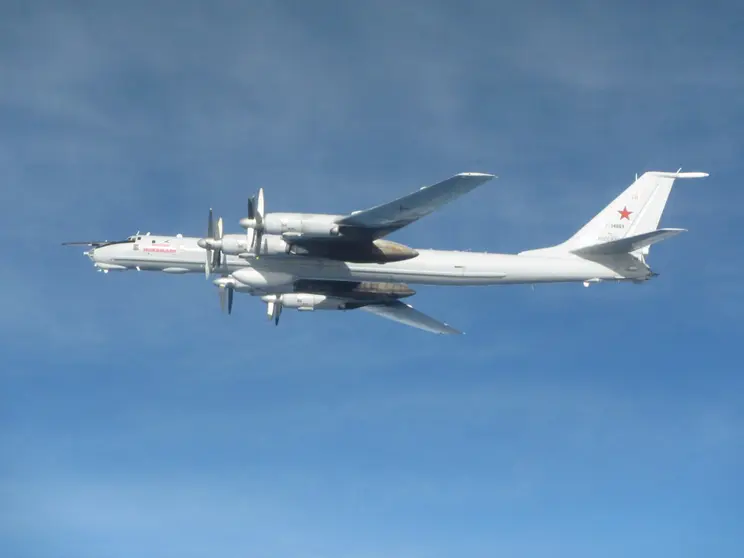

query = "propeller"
[
  {"left": 218, "top": 282, "right": 234, "bottom": 314},
  {"left": 198, "top": 209, "right": 224, "bottom": 278},
  {"left": 213, "top": 277, "right": 236, "bottom": 314},
  {"left": 266, "top": 298, "right": 282, "bottom": 325},
  {"left": 247, "top": 196, "right": 255, "bottom": 221},
  {"left": 213, "top": 216, "right": 224, "bottom": 269},
  {"left": 239, "top": 187, "right": 265, "bottom": 256}
]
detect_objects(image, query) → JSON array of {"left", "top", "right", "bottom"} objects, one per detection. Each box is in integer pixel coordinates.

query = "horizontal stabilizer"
[
  {"left": 546, "top": 170, "right": 706, "bottom": 255},
  {"left": 572, "top": 228, "right": 686, "bottom": 256}
]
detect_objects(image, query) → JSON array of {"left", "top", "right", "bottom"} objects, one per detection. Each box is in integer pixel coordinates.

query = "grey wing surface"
[
  {"left": 336, "top": 172, "right": 495, "bottom": 238},
  {"left": 360, "top": 300, "right": 462, "bottom": 335}
]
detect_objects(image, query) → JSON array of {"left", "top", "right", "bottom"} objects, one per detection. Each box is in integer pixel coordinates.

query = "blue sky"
[{"left": 1, "top": 1, "right": 743, "bottom": 556}]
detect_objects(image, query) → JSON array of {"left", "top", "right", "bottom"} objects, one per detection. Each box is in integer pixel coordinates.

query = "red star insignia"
[{"left": 618, "top": 206, "right": 633, "bottom": 220}]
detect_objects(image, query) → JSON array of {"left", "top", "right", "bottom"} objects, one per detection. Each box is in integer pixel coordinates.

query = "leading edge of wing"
[
  {"left": 360, "top": 300, "right": 462, "bottom": 335},
  {"left": 336, "top": 172, "right": 496, "bottom": 234}
]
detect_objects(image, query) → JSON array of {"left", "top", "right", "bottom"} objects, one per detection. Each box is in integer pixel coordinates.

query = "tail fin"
[{"left": 536, "top": 170, "right": 708, "bottom": 256}]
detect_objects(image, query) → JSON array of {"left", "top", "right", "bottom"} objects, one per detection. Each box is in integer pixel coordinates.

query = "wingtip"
[{"left": 458, "top": 172, "right": 496, "bottom": 179}]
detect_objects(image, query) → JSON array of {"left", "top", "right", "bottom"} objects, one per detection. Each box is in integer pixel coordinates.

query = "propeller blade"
[
  {"left": 266, "top": 300, "right": 275, "bottom": 320},
  {"left": 238, "top": 189, "right": 265, "bottom": 256},
  {"left": 265, "top": 297, "right": 282, "bottom": 325},
  {"left": 214, "top": 277, "right": 236, "bottom": 314},
  {"left": 248, "top": 196, "right": 256, "bottom": 219},
  {"left": 274, "top": 302, "right": 282, "bottom": 326},
  {"left": 245, "top": 197, "right": 256, "bottom": 251},
  {"left": 257, "top": 189, "right": 265, "bottom": 256},
  {"left": 253, "top": 230, "right": 263, "bottom": 256},
  {"left": 209, "top": 216, "right": 224, "bottom": 271},
  {"left": 203, "top": 208, "right": 216, "bottom": 279},
  {"left": 256, "top": 188, "right": 265, "bottom": 222}
]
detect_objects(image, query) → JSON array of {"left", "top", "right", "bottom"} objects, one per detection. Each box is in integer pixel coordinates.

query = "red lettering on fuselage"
[{"left": 143, "top": 247, "right": 177, "bottom": 253}]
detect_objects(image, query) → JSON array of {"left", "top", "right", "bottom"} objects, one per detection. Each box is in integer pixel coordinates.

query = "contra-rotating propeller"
[
  {"left": 239, "top": 187, "right": 265, "bottom": 256},
  {"left": 197, "top": 208, "right": 224, "bottom": 278},
  {"left": 213, "top": 276, "right": 236, "bottom": 315},
  {"left": 267, "top": 298, "right": 282, "bottom": 325},
  {"left": 262, "top": 294, "right": 283, "bottom": 326}
]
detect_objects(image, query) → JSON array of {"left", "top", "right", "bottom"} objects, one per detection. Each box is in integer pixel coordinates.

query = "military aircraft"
[{"left": 64, "top": 170, "right": 708, "bottom": 334}]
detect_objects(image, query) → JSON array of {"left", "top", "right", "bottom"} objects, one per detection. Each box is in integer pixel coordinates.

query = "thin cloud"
[{"left": 1, "top": 2, "right": 743, "bottom": 557}]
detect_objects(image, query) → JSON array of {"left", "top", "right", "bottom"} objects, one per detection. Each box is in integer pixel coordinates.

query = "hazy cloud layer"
[{"left": 2, "top": 1, "right": 743, "bottom": 557}]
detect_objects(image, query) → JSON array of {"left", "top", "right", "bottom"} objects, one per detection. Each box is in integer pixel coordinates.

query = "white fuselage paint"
[{"left": 89, "top": 235, "right": 650, "bottom": 287}]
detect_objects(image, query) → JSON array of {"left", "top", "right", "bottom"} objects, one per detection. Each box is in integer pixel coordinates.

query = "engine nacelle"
[
  {"left": 261, "top": 293, "right": 347, "bottom": 310},
  {"left": 288, "top": 238, "right": 418, "bottom": 263},
  {"left": 219, "top": 235, "right": 249, "bottom": 255},
  {"left": 258, "top": 235, "right": 291, "bottom": 255},
  {"left": 232, "top": 268, "right": 294, "bottom": 289},
  {"left": 262, "top": 213, "right": 341, "bottom": 238}
]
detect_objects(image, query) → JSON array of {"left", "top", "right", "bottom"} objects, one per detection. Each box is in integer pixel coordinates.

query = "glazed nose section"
[{"left": 85, "top": 248, "right": 97, "bottom": 261}]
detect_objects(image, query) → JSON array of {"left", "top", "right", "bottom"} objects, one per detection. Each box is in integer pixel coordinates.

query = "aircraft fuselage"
[{"left": 87, "top": 235, "right": 651, "bottom": 288}]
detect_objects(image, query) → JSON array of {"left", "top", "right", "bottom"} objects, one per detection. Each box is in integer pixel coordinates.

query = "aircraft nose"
[{"left": 85, "top": 248, "right": 97, "bottom": 261}]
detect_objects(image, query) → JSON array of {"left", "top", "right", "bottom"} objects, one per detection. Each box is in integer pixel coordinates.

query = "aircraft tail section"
[{"left": 520, "top": 170, "right": 707, "bottom": 258}]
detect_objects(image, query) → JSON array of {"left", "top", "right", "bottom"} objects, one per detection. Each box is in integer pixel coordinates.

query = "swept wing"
[
  {"left": 336, "top": 172, "right": 495, "bottom": 238},
  {"left": 360, "top": 300, "right": 462, "bottom": 335}
]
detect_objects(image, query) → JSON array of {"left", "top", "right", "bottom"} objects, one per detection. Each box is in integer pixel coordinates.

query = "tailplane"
[
  {"left": 571, "top": 227, "right": 686, "bottom": 256},
  {"left": 521, "top": 170, "right": 708, "bottom": 257}
]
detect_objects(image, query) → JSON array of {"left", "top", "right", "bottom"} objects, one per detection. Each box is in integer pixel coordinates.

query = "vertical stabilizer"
[{"left": 552, "top": 171, "right": 707, "bottom": 254}]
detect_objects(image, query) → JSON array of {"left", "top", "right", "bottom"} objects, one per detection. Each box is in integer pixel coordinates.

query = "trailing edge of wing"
[
  {"left": 336, "top": 172, "right": 495, "bottom": 237},
  {"left": 572, "top": 228, "right": 686, "bottom": 256},
  {"left": 360, "top": 300, "right": 462, "bottom": 335}
]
